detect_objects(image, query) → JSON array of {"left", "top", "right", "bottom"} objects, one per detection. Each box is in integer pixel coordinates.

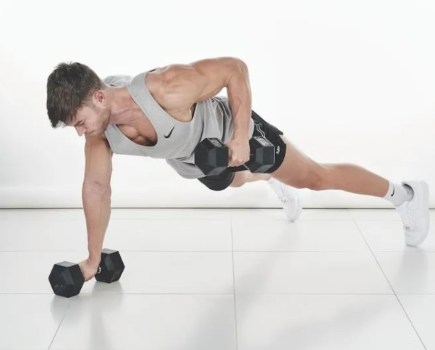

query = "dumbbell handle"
[{"left": 228, "top": 163, "right": 255, "bottom": 173}]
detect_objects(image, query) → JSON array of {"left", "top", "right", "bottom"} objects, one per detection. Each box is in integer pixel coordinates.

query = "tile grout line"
[
  {"left": 5, "top": 250, "right": 431, "bottom": 253},
  {"left": 354, "top": 220, "right": 427, "bottom": 350},
  {"left": 47, "top": 300, "right": 71, "bottom": 350},
  {"left": 3, "top": 292, "right": 432, "bottom": 296},
  {"left": 230, "top": 216, "right": 240, "bottom": 350}
]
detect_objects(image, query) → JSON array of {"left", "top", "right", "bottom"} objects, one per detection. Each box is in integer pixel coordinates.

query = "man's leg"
[
  {"left": 271, "top": 136, "right": 390, "bottom": 196},
  {"left": 271, "top": 136, "right": 429, "bottom": 246},
  {"left": 229, "top": 136, "right": 429, "bottom": 246},
  {"left": 229, "top": 136, "right": 393, "bottom": 220}
]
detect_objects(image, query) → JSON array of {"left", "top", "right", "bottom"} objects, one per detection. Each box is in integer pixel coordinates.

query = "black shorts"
[{"left": 198, "top": 111, "right": 287, "bottom": 191}]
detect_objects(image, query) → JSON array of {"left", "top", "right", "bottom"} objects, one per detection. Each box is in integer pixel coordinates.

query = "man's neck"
[{"left": 107, "top": 87, "right": 138, "bottom": 125}]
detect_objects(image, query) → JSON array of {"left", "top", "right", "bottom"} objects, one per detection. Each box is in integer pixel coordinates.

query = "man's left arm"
[{"left": 147, "top": 57, "right": 253, "bottom": 166}]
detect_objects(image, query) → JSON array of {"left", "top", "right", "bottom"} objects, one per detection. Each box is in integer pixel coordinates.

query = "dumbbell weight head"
[
  {"left": 243, "top": 136, "right": 276, "bottom": 173},
  {"left": 194, "top": 138, "right": 228, "bottom": 176},
  {"left": 48, "top": 261, "right": 84, "bottom": 298},
  {"left": 95, "top": 249, "right": 125, "bottom": 283}
]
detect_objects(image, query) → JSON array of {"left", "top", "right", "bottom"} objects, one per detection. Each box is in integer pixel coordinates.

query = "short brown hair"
[{"left": 46, "top": 62, "right": 103, "bottom": 128}]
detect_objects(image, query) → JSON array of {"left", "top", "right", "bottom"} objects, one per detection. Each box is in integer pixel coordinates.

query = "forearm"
[
  {"left": 227, "top": 60, "right": 252, "bottom": 140},
  {"left": 82, "top": 184, "right": 111, "bottom": 262}
]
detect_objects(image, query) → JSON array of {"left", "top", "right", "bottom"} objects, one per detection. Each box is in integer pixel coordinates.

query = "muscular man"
[{"left": 46, "top": 57, "right": 430, "bottom": 281}]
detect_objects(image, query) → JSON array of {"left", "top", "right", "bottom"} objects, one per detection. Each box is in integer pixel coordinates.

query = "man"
[{"left": 46, "top": 57, "right": 429, "bottom": 281}]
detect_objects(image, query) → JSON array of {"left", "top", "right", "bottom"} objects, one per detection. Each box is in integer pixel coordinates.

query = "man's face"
[
  {"left": 71, "top": 105, "right": 105, "bottom": 137},
  {"left": 70, "top": 91, "right": 109, "bottom": 137}
]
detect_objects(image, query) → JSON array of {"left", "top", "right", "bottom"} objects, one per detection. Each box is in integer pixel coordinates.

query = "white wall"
[{"left": 0, "top": 0, "right": 434, "bottom": 208}]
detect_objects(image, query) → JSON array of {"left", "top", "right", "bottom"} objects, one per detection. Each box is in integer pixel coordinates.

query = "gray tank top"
[{"left": 104, "top": 72, "right": 254, "bottom": 179}]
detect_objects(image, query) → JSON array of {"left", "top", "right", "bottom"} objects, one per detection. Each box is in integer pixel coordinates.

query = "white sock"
[{"left": 384, "top": 181, "right": 414, "bottom": 206}]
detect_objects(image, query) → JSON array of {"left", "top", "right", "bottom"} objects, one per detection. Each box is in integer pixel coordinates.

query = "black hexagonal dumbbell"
[
  {"left": 48, "top": 249, "right": 125, "bottom": 298},
  {"left": 48, "top": 262, "right": 84, "bottom": 298},
  {"left": 194, "top": 136, "right": 276, "bottom": 176}
]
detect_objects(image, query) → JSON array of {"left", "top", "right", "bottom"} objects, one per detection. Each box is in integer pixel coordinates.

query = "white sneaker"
[
  {"left": 396, "top": 180, "right": 430, "bottom": 247},
  {"left": 268, "top": 178, "right": 303, "bottom": 222}
]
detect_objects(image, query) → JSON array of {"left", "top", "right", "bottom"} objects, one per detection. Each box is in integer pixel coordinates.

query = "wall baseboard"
[{"left": 0, "top": 185, "right": 397, "bottom": 208}]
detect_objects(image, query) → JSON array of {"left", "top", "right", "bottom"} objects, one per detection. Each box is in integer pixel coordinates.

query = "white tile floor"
[{"left": 0, "top": 208, "right": 434, "bottom": 350}]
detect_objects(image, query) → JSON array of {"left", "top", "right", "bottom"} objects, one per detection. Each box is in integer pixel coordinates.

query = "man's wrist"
[
  {"left": 232, "top": 129, "right": 250, "bottom": 141},
  {"left": 88, "top": 251, "right": 102, "bottom": 264}
]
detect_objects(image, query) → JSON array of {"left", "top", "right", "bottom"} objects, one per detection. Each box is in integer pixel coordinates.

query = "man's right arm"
[{"left": 82, "top": 134, "right": 112, "bottom": 268}]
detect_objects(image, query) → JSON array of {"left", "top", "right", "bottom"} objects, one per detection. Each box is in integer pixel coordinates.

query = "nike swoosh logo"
[
  {"left": 391, "top": 186, "right": 395, "bottom": 197},
  {"left": 164, "top": 126, "right": 175, "bottom": 139}
]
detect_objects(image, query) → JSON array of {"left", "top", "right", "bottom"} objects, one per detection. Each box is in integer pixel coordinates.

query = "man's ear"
[{"left": 92, "top": 90, "right": 106, "bottom": 106}]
